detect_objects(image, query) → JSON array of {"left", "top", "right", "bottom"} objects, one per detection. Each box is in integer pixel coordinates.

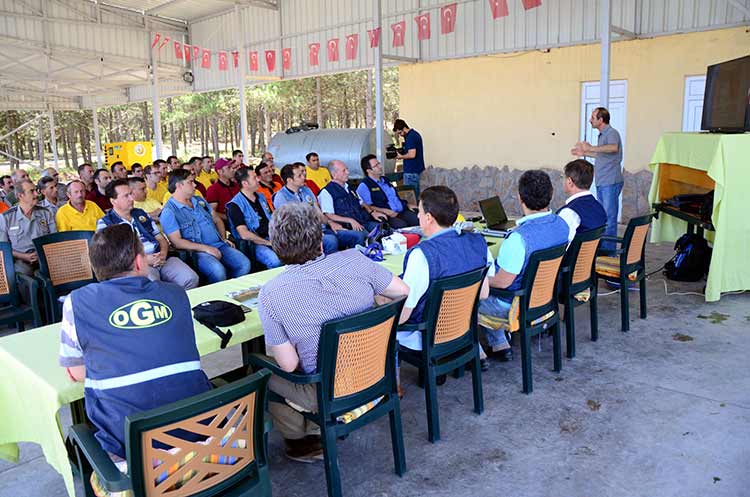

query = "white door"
[
  {"left": 580, "top": 80, "right": 627, "bottom": 221},
  {"left": 683, "top": 75, "right": 706, "bottom": 132}
]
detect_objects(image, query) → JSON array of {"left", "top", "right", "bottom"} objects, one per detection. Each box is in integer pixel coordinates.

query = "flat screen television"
[{"left": 700, "top": 55, "right": 750, "bottom": 133}]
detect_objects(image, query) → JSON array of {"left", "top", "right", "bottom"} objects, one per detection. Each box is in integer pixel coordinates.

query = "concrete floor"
[{"left": 2, "top": 241, "right": 749, "bottom": 497}]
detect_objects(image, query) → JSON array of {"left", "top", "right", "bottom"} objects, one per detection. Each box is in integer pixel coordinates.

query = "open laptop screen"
[{"left": 479, "top": 196, "right": 509, "bottom": 226}]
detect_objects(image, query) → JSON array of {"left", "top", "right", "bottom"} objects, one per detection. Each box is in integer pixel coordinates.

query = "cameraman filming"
[{"left": 393, "top": 119, "right": 425, "bottom": 197}]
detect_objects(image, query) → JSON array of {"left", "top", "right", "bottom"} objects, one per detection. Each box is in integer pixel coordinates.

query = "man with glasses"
[
  {"left": 357, "top": 154, "right": 418, "bottom": 229},
  {"left": 144, "top": 164, "right": 168, "bottom": 205}
]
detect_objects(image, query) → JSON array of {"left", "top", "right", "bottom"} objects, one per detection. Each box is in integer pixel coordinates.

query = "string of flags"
[{"left": 152, "top": 0, "right": 541, "bottom": 73}]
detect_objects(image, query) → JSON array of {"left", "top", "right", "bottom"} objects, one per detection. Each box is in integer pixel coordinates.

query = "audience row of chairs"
[{"left": 64, "top": 213, "right": 653, "bottom": 497}]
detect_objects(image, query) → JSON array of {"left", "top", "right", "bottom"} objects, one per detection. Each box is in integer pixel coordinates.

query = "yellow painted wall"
[{"left": 399, "top": 26, "right": 749, "bottom": 172}]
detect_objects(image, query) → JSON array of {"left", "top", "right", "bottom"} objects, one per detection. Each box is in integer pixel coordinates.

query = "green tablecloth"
[
  {"left": 647, "top": 132, "right": 750, "bottom": 301},
  {"left": 0, "top": 232, "right": 504, "bottom": 497}
]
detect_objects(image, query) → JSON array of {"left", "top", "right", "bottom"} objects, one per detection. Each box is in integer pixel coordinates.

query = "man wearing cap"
[{"left": 205, "top": 158, "right": 240, "bottom": 223}]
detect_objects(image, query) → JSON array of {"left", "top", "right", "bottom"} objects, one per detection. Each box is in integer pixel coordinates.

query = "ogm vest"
[{"left": 71, "top": 276, "right": 211, "bottom": 457}]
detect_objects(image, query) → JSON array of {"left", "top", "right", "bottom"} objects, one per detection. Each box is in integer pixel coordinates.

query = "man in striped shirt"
[{"left": 258, "top": 202, "right": 409, "bottom": 463}]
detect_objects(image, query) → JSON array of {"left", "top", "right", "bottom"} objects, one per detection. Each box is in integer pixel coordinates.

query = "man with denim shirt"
[
  {"left": 160, "top": 169, "right": 251, "bottom": 283},
  {"left": 226, "top": 167, "right": 282, "bottom": 269}
]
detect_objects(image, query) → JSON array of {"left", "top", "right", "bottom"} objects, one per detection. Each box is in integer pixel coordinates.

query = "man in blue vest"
[
  {"left": 318, "top": 160, "right": 388, "bottom": 248},
  {"left": 557, "top": 159, "right": 607, "bottom": 243},
  {"left": 97, "top": 179, "right": 199, "bottom": 289},
  {"left": 225, "top": 167, "right": 282, "bottom": 269},
  {"left": 396, "top": 186, "right": 493, "bottom": 351},
  {"left": 58, "top": 223, "right": 212, "bottom": 460},
  {"left": 356, "top": 154, "right": 419, "bottom": 229},
  {"left": 393, "top": 119, "right": 425, "bottom": 197},
  {"left": 479, "top": 170, "right": 569, "bottom": 361},
  {"left": 272, "top": 163, "right": 339, "bottom": 254},
  {"left": 160, "top": 169, "right": 251, "bottom": 283}
]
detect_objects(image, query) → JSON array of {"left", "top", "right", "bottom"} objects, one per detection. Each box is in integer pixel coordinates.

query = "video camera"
[{"left": 386, "top": 144, "right": 406, "bottom": 159}]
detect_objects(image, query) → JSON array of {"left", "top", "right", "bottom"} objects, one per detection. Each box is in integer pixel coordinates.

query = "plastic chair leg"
[
  {"left": 590, "top": 287, "right": 599, "bottom": 342},
  {"left": 520, "top": 328, "right": 533, "bottom": 394},
  {"left": 552, "top": 322, "right": 562, "bottom": 373},
  {"left": 471, "top": 351, "right": 484, "bottom": 415},
  {"left": 619, "top": 276, "right": 630, "bottom": 332},
  {"left": 388, "top": 401, "right": 406, "bottom": 476},
  {"left": 322, "top": 428, "right": 343, "bottom": 497},
  {"left": 424, "top": 367, "right": 440, "bottom": 442},
  {"left": 639, "top": 277, "right": 647, "bottom": 319},
  {"left": 564, "top": 299, "right": 575, "bottom": 358}
]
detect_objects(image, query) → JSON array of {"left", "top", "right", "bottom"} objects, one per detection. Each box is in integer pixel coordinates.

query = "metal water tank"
[{"left": 267, "top": 128, "right": 395, "bottom": 179}]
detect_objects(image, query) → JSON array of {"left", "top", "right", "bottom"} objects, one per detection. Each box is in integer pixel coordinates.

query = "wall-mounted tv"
[{"left": 700, "top": 55, "right": 750, "bottom": 133}]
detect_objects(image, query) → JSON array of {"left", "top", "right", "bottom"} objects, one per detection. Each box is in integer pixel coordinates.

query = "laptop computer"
[{"left": 478, "top": 196, "right": 516, "bottom": 231}]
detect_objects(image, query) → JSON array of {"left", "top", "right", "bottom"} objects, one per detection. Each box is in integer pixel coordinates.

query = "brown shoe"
[
  {"left": 398, "top": 384, "right": 404, "bottom": 399},
  {"left": 284, "top": 437, "right": 324, "bottom": 463}
]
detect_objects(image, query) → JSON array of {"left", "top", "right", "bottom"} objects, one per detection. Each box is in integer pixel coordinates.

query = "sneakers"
[{"left": 284, "top": 436, "right": 325, "bottom": 463}]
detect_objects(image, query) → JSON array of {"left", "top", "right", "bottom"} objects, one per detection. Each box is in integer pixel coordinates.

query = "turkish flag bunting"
[
  {"left": 282, "top": 48, "right": 292, "bottom": 70},
  {"left": 232, "top": 51, "right": 239, "bottom": 68},
  {"left": 151, "top": 33, "right": 161, "bottom": 49},
  {"left": 265, "top": 50, "right": 276, "bottom": 72},
  {"left": 521, "top": 0, "right": 542, "bottom": 10},
  {"left": 327, "top": 38, "right": 339, "bottom": 62},
  {"left": 367, "top": 27, "right": 381, "bottom": 48},
  {"left": 488, "top": 0, "right": 509, "bottom": 19},
  {"left": 183, "top": 44, "right": 191, "bottom": 62},
  {"left": 440, "top": 4, "right": 458, "bottom": 34},
  {"left": 249, "top": 51, "right": 259, "bottom": 71},
  {"left": 158, "top": 36, "right": 170, "bottom": 51},
  {"left": 415, "top": 13, "right": 431, "bottom": 40},
  {"left": 309, "top": 43, "right": 320, "bottom": 66},
  {"left": 391, "top": 21, "right": 406, "bottom": 47},
  {"left": 218, "top": 51, "right": 228, "bottom": 71},
  {"left": 201, "top": 49, "right": 211, "bottom": 69},
  {"left": 174, "top": 41, "right": 183, "bottom": 59},
  {"left": 192, "top": 45, "right": 200, "bottom": 62},
  {"left": 345, "top": 34, "right": 358, "bottom": 60}
]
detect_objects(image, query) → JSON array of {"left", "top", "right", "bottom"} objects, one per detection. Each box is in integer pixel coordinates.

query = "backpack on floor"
[{"left": 663, "top": 234, "right": 711, "bottom": 282}]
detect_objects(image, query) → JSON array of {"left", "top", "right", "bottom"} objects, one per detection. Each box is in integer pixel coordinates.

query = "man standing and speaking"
[
  {"left": 393, "top": 119, "right": 425, "bottom": 197},
  {"left": 571, "top": 107, "right": 623, "bottom": 253}
]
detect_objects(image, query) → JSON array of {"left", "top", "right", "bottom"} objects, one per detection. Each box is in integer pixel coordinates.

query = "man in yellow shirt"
[
  {"left": 56, "top": 180, "right": 105, "bottom": 231},
  {"left": 144, "top": 164, "right": 168, "bottom": 204},
  {"left": 156, "top": 159, "right": 170, "bottom": 191},
  {"left": 305, "top": 152, "right": 331, "bottom": 190},
  {"left": 196, "top": 156, "right": 217, "bottom": 189},
  {"left": 129, "top": 177, "right": 162, "bottom": 219}
]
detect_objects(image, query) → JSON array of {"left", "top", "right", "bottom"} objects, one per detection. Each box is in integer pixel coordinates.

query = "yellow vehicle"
[{"left": 104, "top": 142, "right": 152, "bottom": 168}]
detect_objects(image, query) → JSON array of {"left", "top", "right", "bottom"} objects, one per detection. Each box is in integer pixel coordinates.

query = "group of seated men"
[{"left": 58, "top": 157, "right": 607, "bottom": 467}]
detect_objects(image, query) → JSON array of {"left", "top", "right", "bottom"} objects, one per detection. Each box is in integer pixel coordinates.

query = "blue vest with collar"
[
  {"left": 556, "top": 194, "right": 607, "bottom": 235},
  {"left": 504, "top": 213, "right": 569, "bottom": 297},
  {"left": 160, "top": 196, "right": 216, "bottom": 244},
  {"left": 323, "top": 181, "right": 371, "bottom": 225},
  {"left": 403, "top": 229, "right": 488, "bottom": 325},
  {"left": 100, "top": 208, "right": 158, "bottom": 246},
  {"left": 71, "top": 276, "right": 211, "bottom": 457},
  {"left": 226, "top": 191, "right": 272, "bottom": 241},
  {"left": 361, "top": 176, "right": 391, "bottom": 209}
]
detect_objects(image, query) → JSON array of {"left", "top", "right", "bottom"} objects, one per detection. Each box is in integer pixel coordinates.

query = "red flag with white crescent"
[
  {"left": 391, "top": 21, "right": 406, "bottom": 47},
  {"left": 158, "top": 36, "right": 170, "bottom": 51},
  {"left": 367, "top": 27, "right": 381, "bottom": 48},
  {"left": 174, "top": 41, "right": 183, "bottom": 59},
  {"left": 183, "top": 44, "right": 191, "bottom": 62},
  {"left": 521, "top": 0, "right": 542, "bottom": 10},
  {"left": 201, "top": 49, "right": 211, "bottom": 69},
  {"left": 265, "top": 50, "right": 276, "bottom": 72},
  {"left": 151, "top": 33, "right": 161, "bottom": 49},
  {"left": 192, "top": 45, "right": 200, "bottom": 62},
  {"left": 282, "top": 48, "right": 292, "bottom": 70},
  {"left": 327, "top": 38, "right": 339, "bottom": 62},
  {"left": 415, "top": 13, "right": 431, "bottom": 40},
  {"left": 218, "top": 51, "right": 228, "bottom": 71},
  {"left": 249, "top": 51, "right": 258, "bottom": 71},
  {"left": 345, "top": 34, "right": 358, "bottom": 60},
  {"left": 440, "top": 4, "right": 458, "bottom": 34},
  {"left": 488, "top": 0, "right": 509, "bottom": 19},
  {"left": 309, "top": 43, "right": 320, "bottom": 66},
  {"left": 232, "top": 51, "right": 239, "bottom": 68}
]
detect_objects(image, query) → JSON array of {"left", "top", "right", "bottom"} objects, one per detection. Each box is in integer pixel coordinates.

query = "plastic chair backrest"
[
  {"left": 0, "top": 242, "right": 20, "bottom": 306},
  {"left": 520, "top": 244, "right": 567, "bottom": 322},
  {"left": 624, "top": 216, "right": 653, "bottom": 265},
  {"left": 564, "top": 227, "right": 605, "bottom": 287},
  {"left": 126, "top": 370, "right": 271, "bottom": 497},
  {"left": 33, "top": 231, "right": 95, "bottom": 291}
]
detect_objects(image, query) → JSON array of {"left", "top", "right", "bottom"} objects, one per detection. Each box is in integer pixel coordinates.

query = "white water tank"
[{"left": 267, "top": 128, "right": 395, "bottom": 179}]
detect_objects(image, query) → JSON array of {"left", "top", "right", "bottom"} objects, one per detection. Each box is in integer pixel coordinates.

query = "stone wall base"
[{"left": 421, "top": 165, "right": 653, "bottom": 221}]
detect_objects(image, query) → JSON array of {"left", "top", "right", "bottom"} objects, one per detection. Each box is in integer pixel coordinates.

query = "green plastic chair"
[
  {"left": 68, "top": 369, "right": 273, "bottom": 497},
  {"left": 0, "top": 241, "right": 42, "bottom": 331},
  {"left": 558, "top": 226, "right": 605, "bottom": 358},
  {"left": 485, "top": 244, "right": 567, "bottom": 394},
  {"left": 249, "top": 297, "right": 407, "bottom": 497},
  {"left": 33, "top": 230, "right": 95, "bottom": 323},
  {"left": 594, "top": 213, "right": 654, "bottom": 332},
  {"left": 398, "top": 266, "right": 488, "bottom": 443}
]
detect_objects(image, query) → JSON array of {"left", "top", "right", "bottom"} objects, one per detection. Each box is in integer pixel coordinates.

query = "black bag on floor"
[
  {"left": 192, "top": 300, "right": 245, "bottom": 348},
  {"left": 663, "top": 234, "right": 711, "bottom": 282}
]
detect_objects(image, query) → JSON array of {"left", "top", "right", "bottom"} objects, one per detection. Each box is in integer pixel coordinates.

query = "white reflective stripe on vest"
[{"left": 84, "top": 361, "right": 202, "bottom": 391}]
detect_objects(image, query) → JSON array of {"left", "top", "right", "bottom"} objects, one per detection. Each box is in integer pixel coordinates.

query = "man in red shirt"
[
  {"left": 205, "top": 158, "right": 239, "bottom": 223},
  {"left": 85, "top": 168, "right": 112, "bottom": 212}
]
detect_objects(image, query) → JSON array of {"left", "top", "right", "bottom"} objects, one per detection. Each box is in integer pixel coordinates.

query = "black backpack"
[{"left": 663, "top": 234, "right": 711, "bottom": 282}]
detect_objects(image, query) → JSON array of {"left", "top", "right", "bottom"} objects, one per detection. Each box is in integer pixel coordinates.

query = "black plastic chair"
[
  {"left": 33, "top": 230, "right": 95, "bottom": 323},
  {"left": 249, "top": 297, "right": 406, "bottom": 497},
  {"left": 398, "top": 266, "right": 488, "bottom": 443},
  {"left": 558, "top": 226, "right": 605, "bottom": 358},
  {"left": 0, "top": 241, "right": 42, "bottom": 332},
  {"left": 480, "top": 244, "right": 567, "bottom": 394},
  {"left": 396, "top": 186, "right": 417, "bottom": 207},
  {"left": 595, "top": 213, "right": 654, "bottom": 332},
  {"left": 68, "top": 369, "right": 273, "bottom": 497}
]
